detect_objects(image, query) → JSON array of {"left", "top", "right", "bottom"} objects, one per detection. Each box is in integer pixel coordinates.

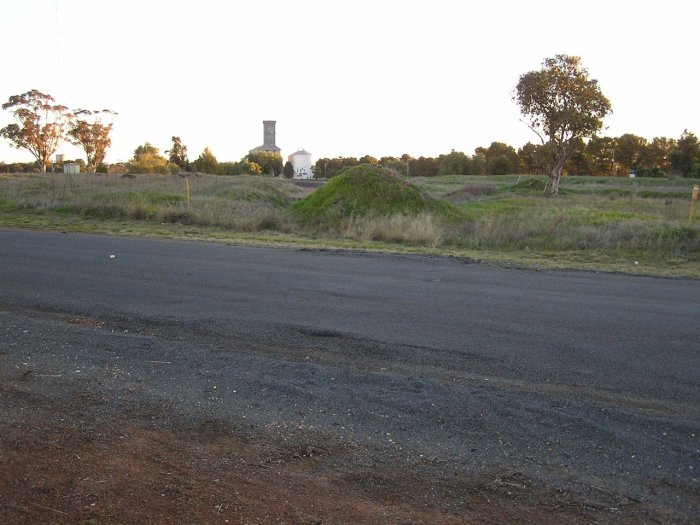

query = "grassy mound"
[
  {"left": 511, "top": 177, "right": 546, "bottom": 193},
  {"left": 292, "top": 164, "right": 450, "bottom": 225}
]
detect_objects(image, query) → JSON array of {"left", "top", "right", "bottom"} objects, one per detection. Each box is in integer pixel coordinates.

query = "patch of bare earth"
[{"left": 0, "top": 377, "right": 664, "bottom": 525}]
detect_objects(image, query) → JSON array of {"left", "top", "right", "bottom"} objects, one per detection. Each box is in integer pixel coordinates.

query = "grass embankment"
[{"left": 0, "top": 169, "right": 698, "bottom": 277}]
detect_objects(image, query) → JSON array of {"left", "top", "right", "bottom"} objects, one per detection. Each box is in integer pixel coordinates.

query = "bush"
[
  {"left": 218, "top": 160, "right": 263, "bottom": 176},
  {"left": 127, "top": 142, "right": 179, "bottom": 175},
  {"left": 636, "top": 166, "right": 665, "bottom": 178},
  {"left": 192, "top": 147, "right": 219, "bottom": 174},
  {"left": 247, "top": 151, "right": 283, "bottom": 176}
]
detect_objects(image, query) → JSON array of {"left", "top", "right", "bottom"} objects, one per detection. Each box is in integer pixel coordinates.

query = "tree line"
[
  {"left": 160, "top": 137, "right": 287, "bottom": 177},
  {"left": 120, "top": 138, "right": 288, "bottom": 177},
  {"left": 3, "top": 130, "right": 696, "bottom": 181},
  {"left": 313, "top": 130, "right": 699, "bottom": 180}
]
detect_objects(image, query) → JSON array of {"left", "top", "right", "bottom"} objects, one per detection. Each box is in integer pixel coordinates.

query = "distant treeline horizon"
[{"left": 2, "top": 130, "right": 699, "bottom": 179}]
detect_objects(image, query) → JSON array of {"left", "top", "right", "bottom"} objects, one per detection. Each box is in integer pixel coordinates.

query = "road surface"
[{"left": 1, "top": 229, "right": 698, "bottom": 523}]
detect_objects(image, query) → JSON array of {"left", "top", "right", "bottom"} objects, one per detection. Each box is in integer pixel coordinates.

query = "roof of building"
[
  {"left": 289, "top": 149, "right": 312, "bottom": 156},
  {"left": 249, "top": 144, "right": 282, "bottom": 153}
]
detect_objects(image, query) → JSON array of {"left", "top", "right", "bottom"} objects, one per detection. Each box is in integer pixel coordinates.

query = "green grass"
[
  {"left": 0, "top": 171, "right": 698, "bottom": 278},
  {"left": 292, "top": 164, "right": 450, "bottom": 225}
]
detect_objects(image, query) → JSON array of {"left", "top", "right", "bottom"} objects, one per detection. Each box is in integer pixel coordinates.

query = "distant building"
[
  {"left": 63, "top": 162, "right": 80, "bottom": 174},
  {"left": 249, "top": 120, "right": 282, "bottom": 156},
  {"left": 288, "top": 149, "right": 313, "bottom": 179}
]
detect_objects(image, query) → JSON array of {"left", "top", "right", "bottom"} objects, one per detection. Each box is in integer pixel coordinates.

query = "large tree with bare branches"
[
  {"left": 0, "top": 90, "right": 73, "bottom": 173},
  {"left": 69, "top": 109, "right": 117, "bottom": 172},
  {"left": 514, "top": 55, "right": 612, "bottom": 195}
]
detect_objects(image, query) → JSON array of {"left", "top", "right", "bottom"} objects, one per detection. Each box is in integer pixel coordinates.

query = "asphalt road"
[{"left": 1, "top": 229, "right": 699, "bottom": 522}]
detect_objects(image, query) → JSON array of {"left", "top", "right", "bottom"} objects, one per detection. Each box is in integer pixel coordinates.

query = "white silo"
[{"left": 288, "top": 149, "right": 313, "bottom": 179}]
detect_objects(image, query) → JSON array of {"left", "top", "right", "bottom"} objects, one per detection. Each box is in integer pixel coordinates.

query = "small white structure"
[
  {"left": 288, "top": 149, "right": 313, "bottom": 179},
  {"left": 64, "top": 162, "right": 80, "bottom": 174}
]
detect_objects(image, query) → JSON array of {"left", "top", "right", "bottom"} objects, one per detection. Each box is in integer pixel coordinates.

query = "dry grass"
[
  {"left": 0, "top": 173, "right": 301, "bottom": 232},
  {"left": 1, "top": 172, "right": 698, "bottom": 276},
  {"left": 439, "top": 192, "right": 699, "bottom": 258},
  {"left": 343, "top": 213, "right": 443, "bottom": 247}
]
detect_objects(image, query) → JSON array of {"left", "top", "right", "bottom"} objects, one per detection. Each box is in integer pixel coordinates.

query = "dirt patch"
[
  {"left": 0, "top": 377, "right": 636, "bottom": 525},
  {"left": 1, "top": 420, "right": 454, "bottom": 523},
  {"left": 443, "top": 186, "right": 497, "bottom": 203}
]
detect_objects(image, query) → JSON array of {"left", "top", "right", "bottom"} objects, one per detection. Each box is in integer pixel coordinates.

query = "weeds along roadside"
[{"left": 0, "top": 172, "right": 698, "bottom": 267}]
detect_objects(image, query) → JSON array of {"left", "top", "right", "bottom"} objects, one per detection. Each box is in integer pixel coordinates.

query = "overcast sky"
[{"left": 1, "top": 0, "right": 698, "bottom": 164}]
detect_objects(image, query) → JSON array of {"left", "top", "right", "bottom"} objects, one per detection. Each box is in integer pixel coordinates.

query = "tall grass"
[
  {"left": 0, "top": 172, "right": 698, "bottom": 264},
  {"left": 343, "top": 213, "right": 443, "bottom": 247},
  {"left": 0, "top": 173, "right": 299, "bottom": 232},
  {"left": 440, "top": 192, "right": 699, "bottom": 257}
]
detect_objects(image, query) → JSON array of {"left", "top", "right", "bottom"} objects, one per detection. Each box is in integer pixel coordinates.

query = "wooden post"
[
  {"left": 186, "top": 178, "right": 191, "bottom": 209},
  {"left": 690, "top": 185, "right": 699, "bottom": 221}
]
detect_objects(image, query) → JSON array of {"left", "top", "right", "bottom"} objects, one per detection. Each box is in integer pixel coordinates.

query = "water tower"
[{"left": 288, "top": 149, "right": 313, "bottom": 179}]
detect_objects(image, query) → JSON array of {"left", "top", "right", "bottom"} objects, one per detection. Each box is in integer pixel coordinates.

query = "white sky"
[{"left": 0, "top": 0, "right": 698, "bottom": 164}]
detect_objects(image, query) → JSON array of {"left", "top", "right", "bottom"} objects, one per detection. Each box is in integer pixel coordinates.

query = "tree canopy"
[
  {"left": 0, "top": 90, "right": 73, "bottom": 173},
  {"left": 514, "top": 54, "right": 612, "bottom": 194},
  {"left": 246, "top": 151, "right": 283, "bottom": 176},
  {"left": 193, "top": 147, "right": 219, "bottom": 174},
  {"left": 68, "top": 109, "right": 116, "bottom": 173},
  {"left": 669, "top": 130, "right": 700, "bottom": 177},
  {"left": 128, "top": 142, "right": 179, "bottom": 174},
  {"left": 166, "top": 136, "right": 189, "bottom": 169}
]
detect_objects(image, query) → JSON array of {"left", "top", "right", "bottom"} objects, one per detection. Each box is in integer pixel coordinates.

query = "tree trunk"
[
  {"left": 544, "top": 149, "right": 567, "bottom": 195},
  {"left": 39, "top": 150, "right": 51, "bottom": 174}
]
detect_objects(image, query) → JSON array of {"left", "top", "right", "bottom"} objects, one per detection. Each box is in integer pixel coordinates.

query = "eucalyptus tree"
[
  {"left": 0, "top": 90, "right": 73, "bottom": 173},
  {"left": 514, "top": 55, "right": 612, "bottom": 194},
  {"left": 69, "top": 109, "right": 117, "bottom": 172}
]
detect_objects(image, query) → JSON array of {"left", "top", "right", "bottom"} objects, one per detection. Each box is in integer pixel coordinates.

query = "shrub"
[
  {"left": 192, "top": 147, "right": 219, "bottom": 174},
  {"left": 636, "top": 166, "right": 665, "bottom": 178},
  {"left": 127, "top": 142, "right": 179, "bottom": 175}
]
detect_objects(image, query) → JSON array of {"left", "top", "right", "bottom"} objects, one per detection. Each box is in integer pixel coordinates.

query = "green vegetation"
[
  {"left": 128, "top": 142, "right": 179, "bottom": 175},
  {"left": 0, "top": 170, "right": 698, "bottom": 277},
  {"left": 315, "top": 130, "right": 700, "bottom": 181},
  {"left": 292, "top": 165, "right": 449, "bottom": 225},
  {"left": 192, "top": 147, "right": 219, "bottom": 174}
]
